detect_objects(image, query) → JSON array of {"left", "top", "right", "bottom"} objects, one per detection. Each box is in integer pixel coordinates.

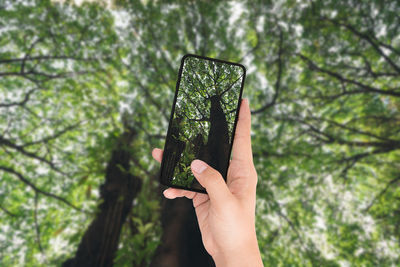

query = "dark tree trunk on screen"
[
  {"left": 205, "top": 95, "right": 230, "bottom": 178},
  {"left": 62, "top": 128, "right": 142, "bottom": 267},
  {"left": 162, "top": 116, "right": 186, "bottom": 180},
  {"left": 191, "top": 133, "right": 208, "bottom": 190},
  {"left": 193, "top": 133, "right": 207, "bottom": 160},
  {"left": 150, "top": 197, "right": 215, "bottom": 267},
  {"left": 189, "top": 95, "right": 231, "bottom": 190}
]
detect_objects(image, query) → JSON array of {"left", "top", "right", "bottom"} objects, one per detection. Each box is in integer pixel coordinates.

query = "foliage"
[
  {"left": 0, "top": 0, "right": 399, "bottom": 266},
  {"left": 0, "top": 0, "right": 124, "bottom": 265}
]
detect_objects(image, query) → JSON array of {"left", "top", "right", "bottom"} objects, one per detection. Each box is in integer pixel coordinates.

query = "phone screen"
[{"left": 160, "top": 54, "right": 246, "bottom": 193}]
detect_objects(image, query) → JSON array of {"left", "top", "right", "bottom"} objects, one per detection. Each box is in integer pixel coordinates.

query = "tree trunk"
[
  {"left": 62, "top": 128, "right": 142, "bottom": 267},
  {"left": 205, "top": 95, "right": 230, "bottom": 178},
  {"left": 161, "top": 116, "right": 186, "bottom": 183},
  {"left": 150, "top": 196, "right": 215, "bottom": 267}
]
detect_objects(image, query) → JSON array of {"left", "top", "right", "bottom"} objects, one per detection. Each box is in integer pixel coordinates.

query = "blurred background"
[{"left": 1, "top": 0, "right": 399, "bottom": 266}]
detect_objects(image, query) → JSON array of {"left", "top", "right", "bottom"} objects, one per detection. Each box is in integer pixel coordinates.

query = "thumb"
[{"left": 191, "top": 159, "right": 233, "bottom": 206}]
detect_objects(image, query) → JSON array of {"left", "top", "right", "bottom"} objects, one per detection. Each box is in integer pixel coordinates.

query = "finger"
[
  {"left": 163, "top": 188, "right": 196, "bottom": 199},
  {"left": 152, "top": 148, "right": 163, "bottom": 163},
  {"left": 232, "top": 98, "right": 253, "bottom": 164},
  {"left": 191, "top": 160, "right": 233, "bottom": 209},
  {"left": 192, "top": 192, "right": 209, "bottom": 208},
  {"left": 193, "top": 193, "right": 210, "bottom": 226}
]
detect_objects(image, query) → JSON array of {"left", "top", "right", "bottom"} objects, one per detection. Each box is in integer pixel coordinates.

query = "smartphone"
[{"left": 159, "top": 54, "right": 246, "bottom": 193}]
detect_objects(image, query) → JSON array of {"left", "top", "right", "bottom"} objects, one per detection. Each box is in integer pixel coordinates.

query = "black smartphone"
[{"left": 159, "top": 54, "right": 246, "bottom": 194}]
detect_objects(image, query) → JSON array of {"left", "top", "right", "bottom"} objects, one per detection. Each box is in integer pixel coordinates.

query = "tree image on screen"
[{"left": 162, "top": 56, "right": 244, "bottom": 191}]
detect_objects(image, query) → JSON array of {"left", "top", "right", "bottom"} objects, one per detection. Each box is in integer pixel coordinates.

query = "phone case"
[{"left": 159, "top": 54, "right": 246, "bottom": 193}]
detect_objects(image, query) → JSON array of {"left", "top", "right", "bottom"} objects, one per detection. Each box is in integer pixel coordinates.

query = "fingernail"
[
  {"left": 191, "top": 160, "right": 207, "bottom": 173},
  {"left": 163, "top": 189, "right": 173, "bottom": 199}
]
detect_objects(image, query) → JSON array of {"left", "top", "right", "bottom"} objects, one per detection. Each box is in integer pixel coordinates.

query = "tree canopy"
[{"left": 0, "top": 0, "right": 399, "bottom": 266}]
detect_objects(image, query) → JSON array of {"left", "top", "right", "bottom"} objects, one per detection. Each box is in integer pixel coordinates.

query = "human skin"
[{"left": 152, "top": 98, "right": 263, "bottom": 267}]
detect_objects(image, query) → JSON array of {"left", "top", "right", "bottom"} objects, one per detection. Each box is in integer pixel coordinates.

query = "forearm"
[{"left": 213, "top": 238, "right": 263, "bottom": 267}]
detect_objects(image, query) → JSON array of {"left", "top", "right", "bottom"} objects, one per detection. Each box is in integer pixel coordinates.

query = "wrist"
[{"left": 212, "top": 238, "right": 263, "bottom": 267}]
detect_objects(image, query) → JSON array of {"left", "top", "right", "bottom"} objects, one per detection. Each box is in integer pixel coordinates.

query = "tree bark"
[
  {"left": 150, "top": 196, "right": 215, "bottom": 267},
  {"left": 62, "top": 128, "right": 142, "bottom": 267},
  {"left": 205, "top": 95, "right": 230, "bottom": 178},
  {"left": 161, "top": 116, "right": 186, "bottom": 184}
]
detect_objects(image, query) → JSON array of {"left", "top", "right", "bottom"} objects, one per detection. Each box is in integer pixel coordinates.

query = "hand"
[{"left": 152, "top": 98, "right": 263, "bottom": 267}]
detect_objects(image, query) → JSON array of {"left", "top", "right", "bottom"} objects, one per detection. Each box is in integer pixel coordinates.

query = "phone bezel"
[{"left": 159, "top": 53, "right": 247, "bottom": 194}]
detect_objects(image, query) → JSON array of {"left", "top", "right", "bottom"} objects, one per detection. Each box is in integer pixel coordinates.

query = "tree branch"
[
  {"left": 364, "top": 176, "right": 400, "bottom": 212},
  {"left": 252, "top": 31, "right": 284, "bottom": 114},
  {"left": 308, "top": 116, "right": 396, "bottom": 143},
  {"left": 0, "top": 87, "right": 40, "bottom": 108},
  {"left": 298, "top": 53, "right": 400, "bottom": 97},
  {"left": 0, "top": 165, "right": 82, "bottom": 212},
  {"left": 0, "top": 204, "right": 17, "bottom": 217},
  {"left": 218, "top": 73, "right": 245, "bottom": 98},
  {"left": 179, "top": 87, "right": 209, "bottom": 119},
  {"left": 324, "top": 18, "right": 400, "bottom": 74},
  {"left": 192, "top": 72, "right": 212, "bottom": 99},
  {"left": 33, "top": 192, "right": 44, "bottom": 253},
  {"left": 22, "top": 122, "right": 82, "bottom": 147},
  {"left": 0, "top": 55, "right": 104, "bottom": 65},
  {"left": 0, "top": 136, "right": 66, "bottom": 175},
  {"left": 273, "top": 115, "right": 400, "bottom": 149}
]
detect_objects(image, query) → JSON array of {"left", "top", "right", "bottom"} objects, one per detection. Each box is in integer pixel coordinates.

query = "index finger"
[{"left": 231, "top": 98, "right": 253, "bottom": 163}]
